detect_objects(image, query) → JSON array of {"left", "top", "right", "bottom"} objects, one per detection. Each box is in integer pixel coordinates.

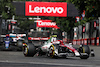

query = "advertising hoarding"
[
  {"left": 36, "top": 20, "right": 59, "bottom": 29},
  {"left": 25, "top": 2, "right": 67, "bottom": 17}
]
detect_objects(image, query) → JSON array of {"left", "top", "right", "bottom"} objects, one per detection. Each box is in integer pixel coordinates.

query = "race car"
[
  {"left": 0, "top": 33, "right": 26, "bottom": 51},
  {"left": 47, "top": 42, "right": 92, "bottom": 59},
  {"left": 23, "top": 35, "right": 94, "bottom": 59},
  {"left": 23, "top": 31, "right": 50, "bottom": 56}
]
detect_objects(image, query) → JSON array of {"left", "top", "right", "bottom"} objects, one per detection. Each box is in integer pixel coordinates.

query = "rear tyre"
[
  {"left": 23, "top": 43, "right": 36, "bottom": 57},
  {"left": 79, "top": 45, "right": 90, "bottom": 59}
]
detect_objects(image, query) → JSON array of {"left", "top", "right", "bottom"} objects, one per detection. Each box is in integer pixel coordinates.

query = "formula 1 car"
[
  {"left": 23, "top": 35, "right": 95, "bottom": 59},
  {"left": 0, "top": 33, "right": 26, "bottom": 51}
]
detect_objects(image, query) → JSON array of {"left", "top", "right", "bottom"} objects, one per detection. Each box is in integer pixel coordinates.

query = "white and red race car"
[{"left": 23, "top": 35, "right": 95, "bottom": 59}]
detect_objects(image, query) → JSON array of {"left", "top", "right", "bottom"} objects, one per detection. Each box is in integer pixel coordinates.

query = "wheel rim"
[
  {"left": 49, "top": 45, "right": 55, "bottom": 57},
  {"left": 23, "top": 45, "right": 28, "bottom": 55}
]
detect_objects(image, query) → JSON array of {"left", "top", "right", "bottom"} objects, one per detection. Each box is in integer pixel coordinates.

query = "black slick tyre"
[
  {"left": 23, "top": 43, "right": 36, "bottom": 57},
  {"left": 79, "top": 45, "right": 90, "bottom": 59}
]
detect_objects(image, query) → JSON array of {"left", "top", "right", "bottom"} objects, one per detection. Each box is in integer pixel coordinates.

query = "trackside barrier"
[
  {"left": 71, "top": 37, "right": 99, "bottom": 46},
  {"left": 77, "top": 39, "right": 79, "bottom": 45},
  {"left": 73, "top": 40, "right": 77, "bottom": 45},
  {"left": 88, "top": 38, "right": 91, "bottom": 45},
  {"left": 97, "top": 37, "right": 99, "bottom": 46},
  {"left": 84, "top": 38, "right": 88, "bottom": 45},
  {"left": 91, "top": 38, "right": 95, "bottom": 45},
  {"left": 76, "top": 40, "right": 78, "bottom": 45},
  {"left": 77, "top": 39, "right": 81, "bottom": 45},
  {"left": 80, "top": 39, "right": 82, "bottom": 45},
  {"left": 81, "top": 39, "right": 84, "bottom": 45}
]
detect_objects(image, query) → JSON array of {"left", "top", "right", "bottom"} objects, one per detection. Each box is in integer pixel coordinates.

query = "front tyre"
[
  {"left": 23, "top": 43, "right": 36, "bottom": 57},
  {"left": 79, "top": 45, "right": 90, "bottom": 59}
]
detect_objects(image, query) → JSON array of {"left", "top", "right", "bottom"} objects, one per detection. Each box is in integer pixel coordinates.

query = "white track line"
[{"left": 0, "top": 60, "right": 95, "bottom": 67}]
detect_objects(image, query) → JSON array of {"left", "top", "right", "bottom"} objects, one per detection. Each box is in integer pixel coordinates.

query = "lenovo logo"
[
  {"left": 37, "top": 20, "right": 60, "bottom": 29},
  {"left": 37, "top": 20, "right": 56, "bottom": 26},
  {"left": 25, "top": 2, "right": 67, "bottom": 17},
  {"left": 29, "top": 5, "right": 64, "bottom": 14}
]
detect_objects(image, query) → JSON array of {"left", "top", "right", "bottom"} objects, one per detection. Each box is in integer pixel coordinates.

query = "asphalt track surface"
[{"left": 0, "top": 45, "right": 100, "bottom": 67}]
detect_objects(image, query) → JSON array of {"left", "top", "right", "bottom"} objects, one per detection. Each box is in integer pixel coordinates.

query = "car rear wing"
[{"left": 28, "top": 37, "right": 50, "bottom": 40}]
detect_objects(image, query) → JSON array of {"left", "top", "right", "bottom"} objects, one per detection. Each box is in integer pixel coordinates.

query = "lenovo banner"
[
  {"left": 25, "top": 2, "right": 67, "bottom": 17},
  {"left": 36, "top": 20, "right": 60, "bottom": 29}
]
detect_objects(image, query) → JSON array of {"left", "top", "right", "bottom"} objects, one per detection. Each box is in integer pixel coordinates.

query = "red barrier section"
[
  {"left": 81, "top": 39, "right": 84, "bottom": 44},
  {"left": 77, "top": 39, "right": 81, "bottom": 45},
  {"left": 80, "top": 39, "right": 82, "bottom": 45},
  {"left": 77, "top": 39, "right": 79, "bottom": 45},
  {"left": 68, "top": 37, "right": 99, "bottom": 46},
  {"left": 91, "top": 38, "right": 95, "bottom": 45},
  {"left": 73, "top": 40, "right": 77, "bottom": 45},
  {"left": 97, "top": 37, "right": 99, "bottom": 46},
  {"left": 84, "top": 39, "right": 87, "bottom": 45},
  {"left": 70, "top": 37, "right": 100, "bottom": 46},
  {"left": 76, "top": 40, "right": 78, "bottom": 45}
]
